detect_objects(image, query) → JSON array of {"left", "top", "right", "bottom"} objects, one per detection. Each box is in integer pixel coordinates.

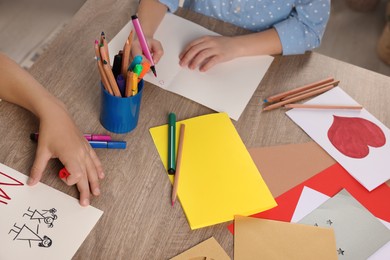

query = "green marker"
[
  {"left": 133, "top": 64, "right": 143, "bottom": 76},
  {"left": 168, "top": 113, "right": 176, "bottom": 174}
]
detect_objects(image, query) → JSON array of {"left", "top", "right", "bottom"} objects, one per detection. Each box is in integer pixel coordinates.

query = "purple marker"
[{"left": 116, "top": 74, "right": 126, "bottom": 97}]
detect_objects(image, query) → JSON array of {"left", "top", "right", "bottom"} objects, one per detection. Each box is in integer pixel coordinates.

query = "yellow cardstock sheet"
[{"left": 149, "top": 113, "right": 276, "bottom": 229}]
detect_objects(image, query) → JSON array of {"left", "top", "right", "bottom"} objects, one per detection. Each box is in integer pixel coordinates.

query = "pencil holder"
[{"left": 99, "top": 80, "right": 144, "bottom": 134}]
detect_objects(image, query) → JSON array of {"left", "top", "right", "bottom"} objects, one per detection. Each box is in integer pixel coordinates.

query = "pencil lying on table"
[
  {"left": 172, "top": 124, "right": 186, "bottom": 206},
  {"left": 263, "top": 77, "right": 335, "bottom": 103},
  {"left": 284, "top": 104, "right": 363, "bottom": 110},
  {"left": 281, "top": 80, "right": 340, "bottom": 101},
  {"left": 263, "top": 84, "right": 337, "bottom": 111}
]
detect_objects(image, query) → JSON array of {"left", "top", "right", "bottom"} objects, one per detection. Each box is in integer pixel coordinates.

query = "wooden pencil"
[
  {"left": 263, "top": 84, "right": 336, "bottom": 111},
  {"left": 284, "top": 104, "right": 363, "bottom": 110},
  {"left": 100, "top": 32, "right": 111, "bottom": 66},
  {"left": 263, "top": 77, "right": 335, "bottom": 103},
  {"left": 281, "top": 80, "right": 340, "bottom": 101},
  {"left": 172, "top": 124, "right": 186, "bottom": 206},
  {"left": 103, "top": 60, "right": 122, "bottom": 97},
  {"left": 94, "top": 40, "right": 113, "bottom": 95},
  {"left": 121, "top": 39, "right": 130, "bottom": 81}
]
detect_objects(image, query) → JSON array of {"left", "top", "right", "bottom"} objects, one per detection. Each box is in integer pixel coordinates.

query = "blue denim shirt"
[{"left": 159, "top": 0, "right": 330, "bottom": 55}]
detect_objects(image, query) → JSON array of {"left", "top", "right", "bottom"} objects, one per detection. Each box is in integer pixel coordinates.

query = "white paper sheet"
[
  {"left": 108, "top": 13, "right": 274, "bottom": 120},
  {"left": 0, "top": 163, "right": 102, "bottom": 260},
  {"left": 291, "top": 186, "right": 330, "bottom": 223},
  {"left": 286, "top": 87, "right": 390, "bottom": 191}
]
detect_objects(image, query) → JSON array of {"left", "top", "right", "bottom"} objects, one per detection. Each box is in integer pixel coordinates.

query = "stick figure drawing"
[
  {"left": 8, "top": 223, "right": 52, "bottom": 248},
  {"left": 23, "top": 207, "right": 58, "bottom": 228}
]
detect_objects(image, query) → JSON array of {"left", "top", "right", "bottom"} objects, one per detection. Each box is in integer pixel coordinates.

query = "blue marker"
[
  {"left": 89, "top": 141, "right": 126, "bottom": 149},
  {"left": 128, "top": 55, "right": 142, "bottom": 71}
]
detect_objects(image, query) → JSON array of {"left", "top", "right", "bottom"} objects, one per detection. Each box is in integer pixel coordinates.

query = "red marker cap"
[{"left": 59, "top": 168, "right": 70, "bottom": 179}]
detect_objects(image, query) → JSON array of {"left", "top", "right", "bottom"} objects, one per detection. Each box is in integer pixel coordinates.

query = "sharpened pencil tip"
[
  {"left": 94, "top": 39, "right": 99, "bottom": 44},
  {"left": 171, "top": 201, "right": 174, "bottom": 207}
]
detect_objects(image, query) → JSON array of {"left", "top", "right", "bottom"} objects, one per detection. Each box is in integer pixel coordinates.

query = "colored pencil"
[
  {"left": 100, "top": 32, "right": 111, "bottom": 66},
  {"left": 263, "top": 77, "right": 335, "bottom": 103},
  {"left": 103, "top": 60, "right": 122, "bottom": 97},
  {"left": 284, "top": 104, "right": 363, "bottom": 110},
  {"left": 172, "top": 124, "right": 186, "bottom": 206},
  {"left": 263, "top": 84, "right": 337, "bottom": 111},
  {"left": 94, "top": 40, "right": 113, "bottom": 95},
  {"left": 121, "top": 39, "right": 131, "bottom": 81},
  {"left": 281, "top": 80, "right": 340, "bottom": 101}
]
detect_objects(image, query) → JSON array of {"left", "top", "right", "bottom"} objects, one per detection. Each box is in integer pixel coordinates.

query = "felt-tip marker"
[
  {"left": 89, "top": 140, "right": 126, "bottom": 149},
  {"left": 30, "top": 133, "right": 112, "bottom": 142}
]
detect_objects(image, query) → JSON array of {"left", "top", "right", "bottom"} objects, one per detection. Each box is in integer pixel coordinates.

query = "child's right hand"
[{"left": 131, "top": 37, "right": 164, "bottom": 66}]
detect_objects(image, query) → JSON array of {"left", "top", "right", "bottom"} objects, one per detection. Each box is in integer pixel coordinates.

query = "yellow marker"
[{"left": 131, "top": 72, "right": 138, "bottom": 96}]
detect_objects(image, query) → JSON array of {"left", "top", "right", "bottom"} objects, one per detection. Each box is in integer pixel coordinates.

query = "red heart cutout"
[{"left": 327, "top": 116, "right": 386, "bottom": 159}]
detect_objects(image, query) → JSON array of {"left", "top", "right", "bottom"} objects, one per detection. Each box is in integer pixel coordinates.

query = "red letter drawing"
[{"left": 0, "top": 171, "right": 24, "bottom": 205}]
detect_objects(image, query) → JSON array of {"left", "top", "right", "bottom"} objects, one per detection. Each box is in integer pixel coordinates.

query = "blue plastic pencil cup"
[{"left": 100, "top": 80, "right": 144, "bottom": 134}]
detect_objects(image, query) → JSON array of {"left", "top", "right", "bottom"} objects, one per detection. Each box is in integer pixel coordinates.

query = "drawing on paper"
[
  {"left": 23, "top": 207, "right": 58, "bottom": 228},
  {"left": 327, "top": 116, "right": 386, "bottom": 159},
  {"left": 0, "top": 170, "right": 24, "bottom": 205},
  {"left": 8, "top": 223, "right": 52, "bottom": 248}
]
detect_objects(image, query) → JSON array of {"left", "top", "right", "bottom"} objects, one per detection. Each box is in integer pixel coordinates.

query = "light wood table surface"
[{"left": 1, "top": 0, "right": 389, "bottom": 259}]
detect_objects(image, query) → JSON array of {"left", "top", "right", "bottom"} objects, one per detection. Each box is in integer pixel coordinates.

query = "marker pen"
[
  {"left": 30, "top": 133, "right": 112, "bottom": 142},
  {"left": 89, "top": 140, "right": 126, "bottom": 149}
]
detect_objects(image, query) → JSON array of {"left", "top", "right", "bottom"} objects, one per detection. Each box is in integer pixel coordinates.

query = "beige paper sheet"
[
  {"left": 170, "top": 237, "right": 230, "bottom": 260},
  {"left": 234, "top": 215, "right": 337, "bottom": 260},
  {"left": 249, "top": 142, "right": 336, "bottom": 197}
]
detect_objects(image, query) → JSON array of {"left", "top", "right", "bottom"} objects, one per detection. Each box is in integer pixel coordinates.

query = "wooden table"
[{"left": 1, "top": 0, "right": 389, "bottom": 259}]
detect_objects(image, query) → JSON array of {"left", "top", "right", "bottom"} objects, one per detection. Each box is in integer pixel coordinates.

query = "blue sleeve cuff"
[{"left": 159, "top": 0, "right": 179, "bottom": 13}]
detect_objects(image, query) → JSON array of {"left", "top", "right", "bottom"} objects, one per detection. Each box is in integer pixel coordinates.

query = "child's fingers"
[
  {"left": 199, "top": 55, "right": 221, "bottom": 72},
  {"left": 28, "top": 147, "right": 51, "bottom": 185},
  {"left": 151, "top": 41, "right": 164, "bottom": 64},
  {"left": 85, "top": 156, "right": 101, "bottom": 196},
  {"left": 76, "top": 177, "right": 91, "bottom": 207},
  {"left": 89, "top": 148, "right": 104, "bottom": 179}
]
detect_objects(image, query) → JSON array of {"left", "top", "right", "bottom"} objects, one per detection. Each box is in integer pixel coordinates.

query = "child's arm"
[
  {"left": 131, "top": 0, "right": 168, "bottom": 64},
  {"left": 0, "top": 53, "right": 104, "bottom": 206},
  {"left": 179, "top": 28, "right": 282, "bottom": 72}
]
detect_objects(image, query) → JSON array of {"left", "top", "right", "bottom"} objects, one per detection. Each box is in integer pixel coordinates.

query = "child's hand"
[
  {"left": 131, "top": 37, "right": 164, "bottom": 65},
  {"left": 27, "top": 100, "right": 104, "bottom": 207},
  {"left": 179, "top": 36, "right": 241, "bottom": 72}
]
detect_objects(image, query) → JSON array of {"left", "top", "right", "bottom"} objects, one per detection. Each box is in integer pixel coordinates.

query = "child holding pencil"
[
  {"left": 0, "top": 53, "right": 104, "bottom": 206},
  {"left": 132, "top": 0, "right": 330, "bottom": 72}
]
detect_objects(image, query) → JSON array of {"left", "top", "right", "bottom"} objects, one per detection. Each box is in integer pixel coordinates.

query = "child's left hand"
[{"left": 179, "top": 35, "right": 241, "bottom": 72}]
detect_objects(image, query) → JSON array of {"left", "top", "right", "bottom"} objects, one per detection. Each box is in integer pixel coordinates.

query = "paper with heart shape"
[
  {"left": 286, "top": 87, "right": 390, "bottom": 191},
  {"left": 328, "top": 116, "right": 386, "bottom": 159}
]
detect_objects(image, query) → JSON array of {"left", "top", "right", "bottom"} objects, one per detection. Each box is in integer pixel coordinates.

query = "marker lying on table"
[
  {"left": 89, "top": 140, "right": 126, "bottom": 149},
  {"left": 30, "top": 133, "right": 112, "bottom": 142}
]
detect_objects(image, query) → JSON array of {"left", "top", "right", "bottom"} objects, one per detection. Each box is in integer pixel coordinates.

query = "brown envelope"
[
  {"left": 234, "top": 215, "right": 337, "bottom": 260},
  {"left": 170, "top": 237, "right": 230, "bottom": 260},
  {"left": 249, "top": 142, "right": 336, "bottom": 197}
]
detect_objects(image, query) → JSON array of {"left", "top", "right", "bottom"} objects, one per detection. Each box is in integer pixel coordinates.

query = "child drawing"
[
  {"left": 8, "top": 223, "right": 52, "bottom": 248},
  {"left": 23, "top": 207, "right": 58, "bottom": 228}
]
